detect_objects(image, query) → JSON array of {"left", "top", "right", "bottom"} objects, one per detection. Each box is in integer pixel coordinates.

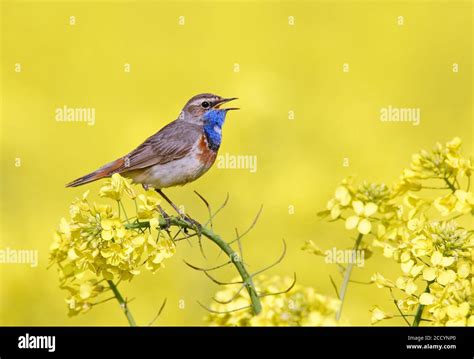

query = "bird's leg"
[
  {"left": 155, "top": 189, "right": 202, "bottom": 232},
  {"left": 155, "top": 189, "right": 184, "bottom": 217}
]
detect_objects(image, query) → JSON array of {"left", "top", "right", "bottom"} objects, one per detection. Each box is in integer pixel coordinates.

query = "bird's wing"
[
  {"left": 65, "top": 120, "right": 202, "bottom": 187},
  {"left": 115, "top": 120, "right": 203, "bottom": 173}
]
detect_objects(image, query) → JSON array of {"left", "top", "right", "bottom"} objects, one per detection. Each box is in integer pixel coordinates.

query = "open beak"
[{"left": 213, "top": 97, "right": 239, "bottom": 111}]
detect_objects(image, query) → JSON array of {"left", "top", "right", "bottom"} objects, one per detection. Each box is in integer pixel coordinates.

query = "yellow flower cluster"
[
  {"left": 370, "top": 138, "right": 473, "bottom": 326},
  {"left": 322, "top": 177, "right": 397, "bottom": 235},
  {"left": 373, "top": 218, "right": 473, "bottom": 326},
  {"left": 394, "top": 137, "right": 473, "bottom": 196},
  {"left": 319, "top": 138, "right": 473, "bottom": 326},
  {"left": 206, "top": 275, "right": 341, "bottom": 326},
  {"left": 50, "top": 174, "right": 175, "bottom": 316}
]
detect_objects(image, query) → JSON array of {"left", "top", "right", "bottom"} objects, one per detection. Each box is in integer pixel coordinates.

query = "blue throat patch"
[{"left": 203, "top": 109, "right": 227, "bottom": 151}]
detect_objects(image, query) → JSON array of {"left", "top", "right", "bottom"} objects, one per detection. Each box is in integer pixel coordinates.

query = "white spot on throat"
[{"left": 213, "top": 125, "right": 222, "bottom": 134}]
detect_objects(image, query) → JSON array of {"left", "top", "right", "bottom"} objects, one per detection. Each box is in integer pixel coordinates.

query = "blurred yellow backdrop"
[{"left": 0, "top": 0, "right": 472, "bottom": 325}]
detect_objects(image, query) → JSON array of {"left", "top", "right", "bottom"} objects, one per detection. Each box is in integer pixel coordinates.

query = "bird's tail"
[{"left": 66, "top": 158, "right": 125, "bottom": 187}]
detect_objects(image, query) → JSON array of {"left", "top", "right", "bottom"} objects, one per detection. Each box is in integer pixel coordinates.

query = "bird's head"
[{"left": 179, "top": 93, "right": 238, "bottom": 124}]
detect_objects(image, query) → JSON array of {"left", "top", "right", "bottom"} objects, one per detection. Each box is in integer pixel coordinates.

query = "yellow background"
[{"left": 0, "top": 0, "right": 472, "bottom": 325}]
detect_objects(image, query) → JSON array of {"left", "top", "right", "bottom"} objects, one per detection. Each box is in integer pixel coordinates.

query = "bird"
[{"left": 66, "top": 93, "right": 238, "bottom": 212}]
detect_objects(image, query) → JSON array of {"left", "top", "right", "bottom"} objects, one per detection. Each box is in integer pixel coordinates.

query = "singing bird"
[{"left": 66, "top": 93, "right": 238, "bottom": 192}]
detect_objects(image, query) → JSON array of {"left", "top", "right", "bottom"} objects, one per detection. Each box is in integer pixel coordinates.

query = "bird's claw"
[{"left": 162, "top": 216, "right": 171, "bottom": 230}]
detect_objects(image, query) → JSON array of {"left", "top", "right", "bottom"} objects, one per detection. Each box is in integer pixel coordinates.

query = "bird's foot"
[{"left": 181, "top": 214, "right": 202, "bottom": 235}]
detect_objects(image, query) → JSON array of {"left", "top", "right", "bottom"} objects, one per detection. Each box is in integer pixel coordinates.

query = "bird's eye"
[{"left": 201, "top": 101, "right": 210, "bottom": 109}]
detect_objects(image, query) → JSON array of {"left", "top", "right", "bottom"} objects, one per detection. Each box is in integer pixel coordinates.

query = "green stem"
[
  {"left": 173, "top": 218, "right": 262, "bottom": 315},
  {"left": 389, "top": 288, "right": 410, "bottom": 326},
  {"left": 336, "top": 233, "right": 363, "bottom": 321},
  {"left": 127, "top": 218, "right": 262, "bottom": 315},
  {"left": 412, "top": 282, "right": 431, "bottom": 327},
  {"left": 444, "top": 178, "right": 457, "bottom": 193},
  {"left": 118, "top": 200, "right": 130, "bottom": 224},
  {"left": 107, "top": 280, "right": 137, "bottom": 326}
]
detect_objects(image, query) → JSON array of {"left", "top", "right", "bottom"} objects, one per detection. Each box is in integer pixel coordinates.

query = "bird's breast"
[{"left": 197, "top": 134, "right": 218, "bottom": 167}]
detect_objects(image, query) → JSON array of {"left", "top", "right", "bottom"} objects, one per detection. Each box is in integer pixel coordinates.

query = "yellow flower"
[
  {"left": 403, "top": 193, "right": 426, "bottom": 211},
  {"left": 445, "top": 138, "right": 472, "bottom": 178},
  {"left": 446, "top": 137, "right": 462, "bottom": 151},
  {"left": 404, "top": 194, "right": 429, "bottom": 219},
  {"left": 370, "top": 306, "right": 393, "bottom": 324},
  {"left": 79, "top": 283, "right": 93, "bottom": 299},
  {"left": 434, "top": 194, "right": 457, "bottom": 216},
  {"left": 301, "top": 240, "right": 324, "bottom": 256},
  {"left": 326, "top": 186, "right": 352, "bottom": 219},
  {"left": 393, "top": 172, "right": 422, "bottom": 196},
  {"left": 445, "top": 302, "right": 470, "bottom": 326},
  {"left": 404, "top": 279, "right": 418, "bottom": 295},
  {"left": 410, "top": 235, "right": 433, "bottom": 257},
  {"left": 419, "top": 293, "right": 435, "bottom": 305},
  {"left": 456, "top": 261, "right": 470, "bottom": 279},
  {"left": 421, "top": 251, "right": 457, "bottom": 286},
  {"left": 99, "top": 173, "right": 136, "bottom": 200},
  {"left": 137, "top": 193, "right": 160, "bottom": 219},
  {"left": 100, "top": 219, "right": 126, "bottom": 241},
  {"left": 431, "top": 251, "right": 455, "bottom": 267},
  {"left": 145, "top": 236, "right": 175, "bottom": 272},
  {"left": 345, "top": 201, "right": 378, "bottom": 234},
  {"left": 371, "top": 273, "right": 395, "bottom": 288},
  {"left": 454, "top": 190, "right": 474, "bottom": 214}
]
